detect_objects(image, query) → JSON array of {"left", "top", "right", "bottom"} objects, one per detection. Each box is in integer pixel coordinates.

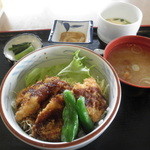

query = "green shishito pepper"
[
  {"left": 61, "top": 90, "right": 94, "bottom": 142},
  {"left": 61, "top": 90, "right": 79, "bottom": 142},
  {"left": 76, "top": 96, "right": 94, "bottom": 132}
]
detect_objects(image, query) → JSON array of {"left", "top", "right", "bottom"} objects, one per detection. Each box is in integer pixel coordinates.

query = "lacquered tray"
[{"left": 0, "top": 26, "right": 150, "bottom": 150}]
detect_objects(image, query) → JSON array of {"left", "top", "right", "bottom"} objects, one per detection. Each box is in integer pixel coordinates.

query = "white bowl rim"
[
  {"left": 99, "top": 1, "right": 143, "bottom": 27},
  {"left": 0, "top": 44, "right": 121, "bottom": 149}
]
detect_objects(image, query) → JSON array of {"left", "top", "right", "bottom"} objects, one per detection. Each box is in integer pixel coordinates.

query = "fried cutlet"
[
  {"left": 15, "top": 76, "right": 107, "bottom": 142},
  {"left": 32, "top": 94, "right": 64, "bottom": 141},
  {"left": 15, "top": 77, "right": 72, "bottom": 122},
  {"left": 73, "top": 77, "right": 107, "bottom": 122}
]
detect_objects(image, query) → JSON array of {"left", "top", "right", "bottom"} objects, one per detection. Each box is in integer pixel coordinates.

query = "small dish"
[
  {"left": 48, "top": 20, "right": 93, "bottom": 43},
  {"left": 3, "top": 33, "right": 43, "bottom": 62}
]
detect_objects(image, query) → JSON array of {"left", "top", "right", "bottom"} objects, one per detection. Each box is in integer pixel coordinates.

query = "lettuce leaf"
[
  {"left": 57, "top": 50, "right": 91, "bottom": 84},
  {"left": 25, "top": 64, "right": 67, "bottom": 87},
  {"left": 25, "top": 50, "right": 91, "bottom": 86}
]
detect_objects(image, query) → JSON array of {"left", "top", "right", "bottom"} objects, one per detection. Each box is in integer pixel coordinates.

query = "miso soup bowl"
[
  {"left": 0, "top": 45, "right": 121, "bottom": 150},
  {"left": 104, "top": 35, "right": 150, "bottom": 89}
]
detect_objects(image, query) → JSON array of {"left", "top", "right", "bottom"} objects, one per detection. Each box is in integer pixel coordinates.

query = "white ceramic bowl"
[
  {"left": 97, "top": 2, "right": 143, "bottom": 43},
  {"left": 0, "top": 45, "right": 121, "bottom": 150}
]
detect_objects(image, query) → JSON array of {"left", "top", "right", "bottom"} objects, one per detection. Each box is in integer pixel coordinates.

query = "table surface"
[
  {"left": 0, "top": 27, "right": 150, "bottom": 150},
  {"left": 0, "top": 0, "right": 150, "bottom": 149},
  {"left": 0, "top": 0, "right": 150, "bottom": 31}
]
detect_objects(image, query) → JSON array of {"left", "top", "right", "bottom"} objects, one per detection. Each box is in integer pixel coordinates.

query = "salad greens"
[
  {"left": 25, "top": 50, "right": 91, "bottom": 86},
  {"left": 25, "top": 63, "right": 67, "bottom": 87},
  {"left": 25, "top": 50, "right": 109, "bottom": 98},
  {"left": 57, "top": 50, "right": 91, "bottom": 84}
]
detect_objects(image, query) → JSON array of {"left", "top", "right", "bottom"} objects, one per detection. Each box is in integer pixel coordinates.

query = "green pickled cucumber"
[
  {"left": 14, "top": 45, "right": 35, "bottom": 60},
  {"left": 9, "top": 42, "right": 32, "bottom": 55}
]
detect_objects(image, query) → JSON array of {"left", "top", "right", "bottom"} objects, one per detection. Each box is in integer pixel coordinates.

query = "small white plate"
[
  {"left": 3, "top": 33, "right": 43, "bottom": 62},
  {"left": 48, "top": 20, "right": 93, "bottom": 43}
]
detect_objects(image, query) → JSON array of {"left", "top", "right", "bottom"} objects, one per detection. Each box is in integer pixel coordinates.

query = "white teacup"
[{"left": 97, "top": 2, "right": 143, "bottom": 44}]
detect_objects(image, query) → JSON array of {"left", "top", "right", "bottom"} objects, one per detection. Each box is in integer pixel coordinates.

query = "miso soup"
[{"left": 107, "top": 43, "right": 150, "bottom": 87}]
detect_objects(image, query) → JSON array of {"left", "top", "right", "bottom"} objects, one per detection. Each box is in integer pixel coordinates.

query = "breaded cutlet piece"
[
  {"left": 73, "top": 77, "right": 107, "bottom": 122},
  {"left": 15, "top": 77, "right": 72, "bottom": 122},
  {"left": 32, "top": 94, "right": 64, "bottom": 141}
]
